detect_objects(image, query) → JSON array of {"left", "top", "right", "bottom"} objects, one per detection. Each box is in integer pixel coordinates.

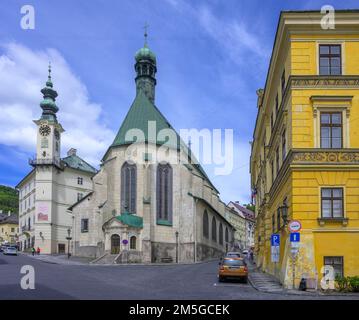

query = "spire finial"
[
  {"left": 144, "top": 22, "right": 149, "bottom": 46},
  {"left": 46, "top": 62, "right": 53, "bottom": 88}
]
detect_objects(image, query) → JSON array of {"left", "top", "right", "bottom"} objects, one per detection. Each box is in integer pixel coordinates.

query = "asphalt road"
[{"left": 0, "top": 254, "right": 354, "bottom": 300}]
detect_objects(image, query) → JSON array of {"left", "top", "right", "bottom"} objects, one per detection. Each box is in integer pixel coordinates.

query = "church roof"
[
  {"left": 0, "top": 214, "right": 18, "bottom": 225},
  {"left": 115, "top": 212, "right": 143, "bottom": 229},
  {"left": 62, "top": 154, "right": 97, "bottom": 174}
]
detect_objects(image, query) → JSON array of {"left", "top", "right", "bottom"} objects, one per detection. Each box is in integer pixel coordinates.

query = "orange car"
[{"left": 218, "top": 258, "right": 248, "bottom": 283}]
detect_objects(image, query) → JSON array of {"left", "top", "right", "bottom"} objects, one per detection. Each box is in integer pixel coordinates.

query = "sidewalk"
[{"left": 22, "top": 253, "right": 92, "bottom": 265}]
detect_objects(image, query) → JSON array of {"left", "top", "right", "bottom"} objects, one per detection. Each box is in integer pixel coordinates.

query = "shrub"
[
  {"left": 348, "top": 276, "right": 359, "bottom": 292},
  {"left": 335, "top": 275, "right": 349, "bottom": 292}
]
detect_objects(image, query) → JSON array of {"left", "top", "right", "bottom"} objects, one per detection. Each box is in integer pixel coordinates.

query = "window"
[
  {"left": 203, "top": 210, "right": 209, "bottom": 238},
  {"left": 130, "top": 236, "right": 137, "bottom": 250},
  {"left": 321, "top": 188, "right": 344, "bottom": 218},
  {"left": 77, "top": 177, "right": 83, "bottom": 185},
  {"left": 211, "top": 217, "right": 217, "bottom": 242},
  {"left": 275, "top": 94, "right": 279, "bottom": 115},
  {"left": 219, "top": 223, "right": 223, "bottom": 245},
  {"left": 11, "top": 228, "right": 15, "bottom": 233},
  {"left": 277, "top": 207, "right": 281, "bottom": 231},
  {"left": 225, "top": 227, "right": 229, "bottom": 243},
  {"left": 281, "top": 69, "right": 286, "bottom": 97},
  {"left": 270, "top": 111, "right": 274, "bottom": 132},
  {"left": 81, "top": 219, "right": 89, "bottom": 233},
  {"left": 77, "top": 193, "right": 83, "bottom": 201},
  {"left": 271, "top": 159, "right": 275, "bottom": 184},
  {"left": 324, "top": 256, "right": 344, "bottom": 278},
  {"left": 282, "top": 130, "right": 286, "bottom": 162},
  {"left": 319, "top": 45, "right": 341, "bottom": 75},
  {"left": 121, "top": 162, "right": 137, "bottom": 214},
  {"left": 276, "top": 146, "right": 280, "bottom": 175},
  {"left": 156, "top": 163, "right": 173, "bottom": 223},
  {"left": 320, "top": 112, "right": 342, "bottom": 148}
]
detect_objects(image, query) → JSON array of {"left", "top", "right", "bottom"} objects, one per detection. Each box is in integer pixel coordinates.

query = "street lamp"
[
  {"left": 280, "top": 200, "right": 289, "bottom": 225},
  {"left": 175, "top": 231, "right": 179, "bottom": 263},
  {"left": 66, "top": 228, "right": 72, "bottom": 259}
]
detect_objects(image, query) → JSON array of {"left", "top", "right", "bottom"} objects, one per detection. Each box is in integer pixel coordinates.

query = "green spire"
[
  {"left": 134, "top": 25, "right": 157, "bottom": 103},
  {"left": 40, "top": 62, "right": 59, "bottom": 122}
]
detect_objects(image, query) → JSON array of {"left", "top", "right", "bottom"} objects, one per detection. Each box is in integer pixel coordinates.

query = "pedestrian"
[
  {"left": 31, "top": 247, "right": 35, "bottom": 256},
  {"left": 36, "top": 247, "right": 41, "bottom": 255},
  {"left": 250, "top": 250, "right": 254, "bottom": 262}
]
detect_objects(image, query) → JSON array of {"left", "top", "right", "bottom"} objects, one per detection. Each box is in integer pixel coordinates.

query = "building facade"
[
  {"left": 69, "top": 41, "right": 235, "bottom": 263},
  {"left": 16, "top": 67, "right": 97, "bottom": 254},
  {"left": 227, "top": 201, "right": 255, "bottom": 249},
  {"left": 250, "top": 11, "right": 359, "bottom": 288},
  {"left": 0, "top": 212, "right": 19, "bottom": 244}
]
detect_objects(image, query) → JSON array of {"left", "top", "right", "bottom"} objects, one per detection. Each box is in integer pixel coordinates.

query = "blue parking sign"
[
  {"left": 290, "top": 232, "right": 300, "bottom": 242},
  {"left": 271, "top": 234, "right": 280, "bottom": 246}
]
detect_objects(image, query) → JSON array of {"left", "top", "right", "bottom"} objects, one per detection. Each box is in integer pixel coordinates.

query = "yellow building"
[
  {"left": 0, "top": 213, "right": 19, "bottom": 244},
  {"left": 250, "top": 10, "right": 359, "bottom": 289}
]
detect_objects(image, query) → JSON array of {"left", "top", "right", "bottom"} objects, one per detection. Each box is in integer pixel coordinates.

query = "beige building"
[
  {"left": 16, "top": 67, "right": 96, "bottom": 254},
  {"left": 69, "top": 41, "right": 235, "bottom": 263},
  {"left": 0, "top": 212, "right": 19, "bottom": 244}
]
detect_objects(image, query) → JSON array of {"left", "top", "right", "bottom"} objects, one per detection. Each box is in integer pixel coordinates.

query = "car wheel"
[{"left": 242, "top": 277, "right": 248, "bottom": 284}]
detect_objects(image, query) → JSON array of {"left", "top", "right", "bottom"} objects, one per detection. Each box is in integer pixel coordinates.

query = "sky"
[{"left": 0, "top": 0, "right": 358, "bottom": 204}]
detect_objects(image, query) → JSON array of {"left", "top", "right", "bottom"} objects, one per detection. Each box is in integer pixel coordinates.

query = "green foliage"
[
  {"left": 348, "top": 276, "right": 359, "bottom": 292},
  {"left": 0, "top": 185, "right": 18, "bottom": 215},
  {"left": 335, "top": 275, "right": 359, "bottom": 292},
  {"left": 244, "top": 203, "right": 255, "bottom": 212}
]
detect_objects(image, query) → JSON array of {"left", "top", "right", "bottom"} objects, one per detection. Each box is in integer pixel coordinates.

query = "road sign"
[
  {"left": 291, "top": 242, "right": 300, "bottom": 248},
  {"left": 290, "top": 232, "right": 300, "bottom": 242},
  {"left": 271, "top": 245, "right": 280, "bottom": 262},
  {"left": 271, "top": 234, "right": 280, "bottom": 246},
  {"left": 288, "top": 220, "right": 302, "bottom": 233}
]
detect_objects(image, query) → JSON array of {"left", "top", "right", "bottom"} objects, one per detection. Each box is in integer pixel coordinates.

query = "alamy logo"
[
  {"left": 20, "top": 5, "right": 35, "bottom": 30},
  {"left": 20, "top": 265, "right": 35, "bottom": 290},
  {"left": 321, "top": 5, "right": 335, "bottom": 30}
]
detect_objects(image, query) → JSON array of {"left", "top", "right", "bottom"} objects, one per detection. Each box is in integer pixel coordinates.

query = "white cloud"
[{"left": 0, "top": 43, "right": 114, "bottom": 166}]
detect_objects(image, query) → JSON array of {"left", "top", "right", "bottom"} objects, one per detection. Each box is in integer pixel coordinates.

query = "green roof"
[
  {"left": 116, "top": 212, "right": 143, "bottom": 229},
  {"left": 135, "top": 45, "right": 156, "bottom": 63},
  {"left": 62, "top": 154, "right": 97, "bottom": 174},
  {"left": 111, "top": 90, "right": 179, "bottom": 149}
]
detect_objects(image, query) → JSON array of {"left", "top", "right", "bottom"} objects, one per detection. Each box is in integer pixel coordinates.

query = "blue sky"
[{"left": 0, "top": 0, "right": 358, "bottom": 204}]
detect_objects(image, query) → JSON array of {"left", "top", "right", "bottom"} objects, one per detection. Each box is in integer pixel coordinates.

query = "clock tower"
[{"left": 34, "top": 64, "right": 64, "bottom": 164}]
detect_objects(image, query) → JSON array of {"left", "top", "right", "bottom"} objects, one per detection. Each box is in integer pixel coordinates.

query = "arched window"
[
  {"left": 225, "top": 227, "right": 229, "bottom": 243},
  {"left": 203, "top": 210, "right": 209, "bottom": 238},
  {"left": 219, "top": 223, "right": 223, "bottom": 245},
  {"left": 212, "top": 217, "right": 217, "bottom": 242},
  {"left": 121, "top": 162, "right": 137, "bottom": 214},
  {"left": 130, "top": 236, "right": 137, "bottom": 250},
  {"left": 156, "top": 163, "right": 173, "bottom": 223}
]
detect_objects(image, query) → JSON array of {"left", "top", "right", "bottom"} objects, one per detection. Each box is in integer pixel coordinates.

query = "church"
[{"left": 17, "top": 38, "right": 235, "bottom": 263}]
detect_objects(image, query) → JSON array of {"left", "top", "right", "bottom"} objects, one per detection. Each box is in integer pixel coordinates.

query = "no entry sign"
[{"left": 288, "top": 220, "right": 302, "bottom": 233}]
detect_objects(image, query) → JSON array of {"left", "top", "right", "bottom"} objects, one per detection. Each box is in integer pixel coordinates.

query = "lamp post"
[
  {"left": 175, "top": 231, "right": 179, "bottom": 263},
  {"left": 66, "top": 228, "right": 72, "bottom": 259}
]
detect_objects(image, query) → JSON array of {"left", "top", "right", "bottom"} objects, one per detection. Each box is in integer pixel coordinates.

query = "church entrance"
[{"left": 111, "top": 234, "right": 121, "bottom": 254}]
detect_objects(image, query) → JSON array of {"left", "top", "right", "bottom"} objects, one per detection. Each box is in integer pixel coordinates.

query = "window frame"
[
  {"left": 211, "top": 217, "right": 217, "bottom": 242},
  {"left": 320, "top": 112, "right": 343, "bottom": 149},
  {"left": 121, "top": 162, "right": 137, "bottom": 214},
  {"left": 203, "top": 210, "right": 209, "bottom": 239},
  {"left": 156, "top": 163, "right": 173, "bottom": 224},
  {"left": 324, "top": 256, "right": 344, "bottom": 278},
  {"left": 281, "top": 69, "right": 286, "bottom": 97},
  {"left": 319, "top": 44, "right": 342, "bottom": 75},
  {"left": 321, "top": 187, "right": 344, "bottom": 218},
  {"left": 81, "top": 218, "right": 89, "bottom": 233},
  {"left": 282, "top": 129, "right": 286, "bottom": 162}
]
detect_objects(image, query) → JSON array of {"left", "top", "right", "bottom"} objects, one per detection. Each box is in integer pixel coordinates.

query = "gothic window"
[
  {"left": 219, "top": 223, "right": 223, "bottom": 245},
  {"left": 130, "top": 236, "right": 137, "bottom": 250},
  {"left": 203, "top": 210, "right": 209, "bottom": 238},
  {"left": 211, "top": 217, "right": 217, "bottom": 242},
  {"left": 156, "top": 163, "right": 173, "bottom": 223},
  {"left": 121, "top": 162, "right": 137, "bottom": 214},
  {"left": 225, "top": 227, "right": 229, "bottom": 243}
]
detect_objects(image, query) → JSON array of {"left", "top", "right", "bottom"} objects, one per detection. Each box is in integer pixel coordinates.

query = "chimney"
[
  {"left": 235, "top": 201, "right": 240, "bottom": 204},
  {"left": 67, "top": 148, "right": 77, "bottom": 157}
]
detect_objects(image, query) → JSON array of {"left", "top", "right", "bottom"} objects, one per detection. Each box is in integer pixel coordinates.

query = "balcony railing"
[{"left": 29, "top": 157, "right": 63, "bottom": 169}]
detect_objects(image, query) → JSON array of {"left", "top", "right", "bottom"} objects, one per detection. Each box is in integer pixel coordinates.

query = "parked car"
[
  {"left": 242, "top": 249, "right": 249, "bottom": 255},
  {"left": 225, "top": 252, "right": 241, "bottom": 259},
  {"left": 218, "top": 258, "right": 248, "bottom": 283},
  {"left": 3, "top": 246, "right": 17, "bottom": 256}
]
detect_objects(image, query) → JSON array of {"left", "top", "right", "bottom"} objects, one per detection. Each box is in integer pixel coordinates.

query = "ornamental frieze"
[
  {"left": 291, "top": 76, "right": 359, "bottom": 88},
  {"left": 292, "top": 151, "right": 359, "bottom": 164}
]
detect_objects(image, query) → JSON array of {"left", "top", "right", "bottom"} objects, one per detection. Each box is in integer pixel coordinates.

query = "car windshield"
[
  {"left": 8, "top": 247, "right": 16, "bottom": 250},
  {"left": 223, "top": 259, "right": 245, "bottom": 266},
  {"left": 227, "top": 253, "right": 240, "bottom": 257}
]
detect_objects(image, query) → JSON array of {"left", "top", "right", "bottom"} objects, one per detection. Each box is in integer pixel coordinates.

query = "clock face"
[
  {"left": 39, "top": 125, "right": 51, "bottom": 136},
  {"left": 54, "top": 129, "right": 60, "bottom": 140}
]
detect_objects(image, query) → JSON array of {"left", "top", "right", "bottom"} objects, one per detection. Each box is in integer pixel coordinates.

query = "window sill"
[
  {"left": 317, "top": 217, "right": 348, "bottom": 227},
  {"left": 156, "top": 220, "right": 172, "bottom": 227}
]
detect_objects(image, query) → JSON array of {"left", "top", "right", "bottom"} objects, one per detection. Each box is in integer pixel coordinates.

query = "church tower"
[
  {"left": 134, "top": 29, "right": 157, "bottom": 103},
  {"left": 33, "top": 64, "right": 64, "bottom": 165}
]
